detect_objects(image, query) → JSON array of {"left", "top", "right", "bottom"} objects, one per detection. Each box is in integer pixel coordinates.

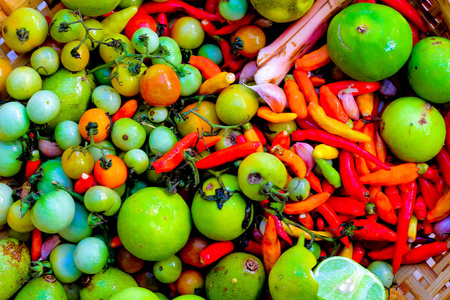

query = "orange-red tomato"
[
  {"left": 93, "top": 155, "right": 127, "bottom": 189},
  {"left": 231, "top": 25, "right": 266, "bottom": 58},
  {"left": 176, "top": 269, "right": 205, "bottom": 295},
  {"left": 139, "top": 64, "right": 181, "bottom": 107},
  {"left": 78, "top": 108, "right": 112, "bottom": 143}
]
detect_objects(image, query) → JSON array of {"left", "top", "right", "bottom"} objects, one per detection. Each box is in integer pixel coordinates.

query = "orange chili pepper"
[
  {"left": 284, "top": 77, "right": 307, "bottom": 119},
  {"left": 188, "top": 55, "right": 221, "bottom": 79},
  {"left": 310, "top": 75, "right": 326, "bottom": 87},
  {"left": 367, "top": 185, "right": 381, "bottom": 223},
  {"left": 295, "top": 44, "right": 331, "bottom": 71},
  {"left": 262, "top": 216, "right": 281, "bottom": 273},
  {"left": 198, "top": 72, "right": 235, "bottom": 95},
  {"left": 284, "top": 192, "right": 331, "bottom": 215},
  {"left": 293, "top": 69, "right": 319, "bottom": 105},
  {"left": 194, "top": 135, "right": 222, "bottom": 153},
  {"left": 298, "top": 212, "right": 314, "bottom": 230},
  {"left": 355, "top": 92, "right": 374, "bottom": 118},
  {"left": 361, "top": 123, "right": 377, "bottom": 170},
  {"left": 251, "top": 123, "right": 267, "bottom": 146},
  {"left": 271, "top": 144, "right": 306, "bottom": 178},
  {"left": 306, "top": 172, "right": 323, "bottom": 193},
  {"left": 110, "top": 235, "right": 122, "bottom": 248},
  {"left": 374, "top": 191, "right": 397, "bottom": 225},
  {"left": 360, "top": 163, "right": 428, "bottom": 186},
  {"left": 243, "top": 123, "right": 264, "bottom": 152},
  {"left": 355, "top": 156, "right": 371, "bottom": 177},
  {"left": 427, "top": 190, "right": 450, "bottom": 223},
  {"left": 319, "top": 85, "right": 349, "bottom": 124},
  {"left": 257, "top": 106, "right": 297, "bottom": 123},
  {"left": 111, "top": 99, "right": 138, "bottom": 122},
  {"left": 374, "top": 126, "right": 387, "bottom": 163}
]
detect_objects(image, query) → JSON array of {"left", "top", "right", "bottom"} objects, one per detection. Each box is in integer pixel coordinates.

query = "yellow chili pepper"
[
  {"left": 308, "top": 102, "right": 371, "bottom": 143},
  {"left": 407, "top": 214, "right": 418, "bottom": 243},
  {"left": 312, "top": 144, "right": 339, "bottom": 159},
  {"left": 355, "top": 92, "right": 374, "bottom": 117},
  {"left": 338, "top": 241, "right": 353, "bottom": 259},
  {"left": 101, "top": 6, "right": 138, "bottom": 37},
  {"left": 257, "top": 106, "right": 297, "bottom": 123},
  {"left": 198, "top": 72, "right": 235, "bottom": 95},
  {"left": 282, "top": 222, "right": 334, "bottom": 241}
]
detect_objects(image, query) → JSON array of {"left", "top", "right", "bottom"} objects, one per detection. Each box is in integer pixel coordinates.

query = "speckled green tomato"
[
  {"left": 6, "top": 66, "right": 42, "bottom": 100},
  {"left": 50, "top": 244, "right": 83, "bottom": 284},
  {"left": 367, "top": 261, "right": 394, "bottom": 289},
  {"left": 80, "top": 267, "right": 138, "bottom": 300},
  {"left": 192, "top": 174, "right": 253, "bottom": 241},
  {"left": 151, "top": 37, "right": 182, "bottom": 68},
  {"left": 153, "top": 255, "right": 183, "bottom": 283},
  {"left": 149, "top": 126, "right": 178, "bottom": 155},
  {"left": 0, "top": 139, "right": 23, "bottom": 177},
  {"left": 286, "top": 177, "right": 310, "bottom": 202},
  {"left": 58, "top": 201, "right": 92, "bottom": 243},
  {"left": 54, "top": 120, "right": 82, "bottom": 150},
  {"left": 0, "top": 238, "right": 31, "bottom": 300},
  {"left": 84, "top": 186, "right": 121, "bottom": 216},
  {"left": 124, "top": 149, "right": 149, "bottom": 174},
  {"left": 133, "top": 103, "right": 154, "bottom": 135},
  {"left": 30, "top": 46, "right": 60, "bottom": 76},
  {"left": 92, "top": 85, "right": 122, "bottom": 115},
  {"left": 7, "top": 200, "right": 35, "bottom": 233},
  {"left": 214, "top": 128, "right": 241, "bottom": 151},
  {"left": 50, "top": 9, "right": 84, "bottom": 43},
  {"left": 132, "top": 27, "right": 159, "bottom": 54},
  {"left": 238, "top": 152, "right": 288, "bottom": 201},
  {"left": 74, "top": 237, "right": 108, "bottom": 274},
  {"left": 36, "top": 160, "right": 73, "bottom": 193},
  {"left": 0, "top": 102, "right": 30, "bottom": 141},
  {"left": 88, "top": 140, "right": 117, "bottom": 162},
  {"left": 31, "top": 190, "right": 75, "bottom": 234},
  {"left": 148, "top": 107, "right": 169, "bottom": 123},
  {"left": 0, "top": 183, "right": 13, "bottom": 226},
  {"left": 117, "top": 187, "right": 192, "bottom": 261},
  {"left": 100, "top": 33, "right": 135, "bottom": 63},
  {"left": 110, "top": 287, "right": 159, "bottom": 300},
  {"left": 215, "top": 84, "right": 259, "bottom": 125},
  {"left": 111, "top": 118, "right": 147, "bottom": 151}
]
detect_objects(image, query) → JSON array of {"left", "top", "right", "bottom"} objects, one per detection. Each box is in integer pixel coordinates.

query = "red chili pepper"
[
  {"left": 444, "top": 110, "right": 450, "bottom": 153},
  {"left": 319, "top": 85, "right": 349, "bottom": 124},
  {"left": 250, "top": 123, "right": 267, "bottom": 146},
  {"left": 321, "top": 179, "right": 336, "bottom": 194},
  {"left": 152, "top": 132, "right": 199, "bottom": 174},
  {"left": 244, "top": 240, "right": 263, "bottom": 257},
  {"left": 314, "top": 217, "right": 325, "bottom": 231},
  {"left": 296, "top": 114, "right": 321, "bottom": 130},
  {"left": 205, "top": 0, "right": 219, "bottom": 14},
  {"left": 317, "top": 203, "right": 350, "bottom": 248},
  {"left": 25, "top": 149, "right": 41, "bottom": 178},
  {"left": 385, "top": 185, "right": 402, "bottom": 209},
  {"left": 235, "top": 134, "right": 247, "bottom": 145},
  {"left": 408, "top": 21, "right": 420, "bottom": 46},
  {"left": 101, "top": 10, "right": 115, "bottom": 18},
  {"left": 225, "top": 53, "right": 248, "bottom": 73},
  {"left": 368, "top": 243, "right": 409, "bottom": 260},
  {"left": 214, "top": 13, "right": 257, "bottom": 36},
  {"left": 200, "top": 19, "right": 218, "bottom": 36},
  {"left": 422, "top": 218, "right": 433, "bottom": 235},
  {"left": 189, "top": 55, "right": 221, "bottom": 79},
  {"left": 200, "top": 241, "right": 235, "bottom": 266},
  {"left": 292, "top": 129, "right": 390, "bottom": 171},
  {"left": 436, "top": 147, "right": 450, "bottom": 187},
  {"left": 306, "top": 172, "right": 323, "bottom": 193},
  {"left": 339, "top": 150, "right": 370, "bottom": 203},
  {"left": 155, "top": 13, "right": 170, "bottom": 37},
  {"left": 139, "top": 0, "right": 220, "bottom": 21},
  {"left": 74, "top": 173, "right": 95, "bottom": 194},
  {"left": 325, "top": 80, "right": 381, "bottom": 96},
  {"left": 349, "top": 219, "right": 398, "bottom": 242},
  {"left": 298, "top": 212, "right": 314, "bottom": 230},
  {"left": 402, "top": 242, "right": 449, "bottom": 265},
  {"left": 435, "top": 177, "right": 445, "bottom": 196},
  {"left": 271, "top": 131, "right": 290, "bottom": 150},
  {"left": 393, "top": 180, "right": 417, "bottom": 274},
  {"left": 112, "top": 99, "right": 138, "bottom": 122},
  {"left": 379, "top": 0, "right": 428, "bottom": 32},
  {"left": 31, "top": 228, "right": 42, "bottom": 261},
  {"left": 196, "top": 141, "right": 261, "bottom": 169},
  {"left": 352, "top": 241, "right": 365, "bottom": 263},
  {"left": 214, "top": 35, "right": 232, "bottom": 68},
  {"left": 421, "top": 165, "right": 440, "bottom": 183},
  {"left": 110, "top": 235, "right": 122, "bottom": 248},
  {"left": 417, "top": 177, "right": 439, "bottom": 210},
  {"left": 327, "top": 196, "right": 366, "bottom": 217},
  {"left": 262, "top": 216, "right": 281, "bottom": 273},
  {"left": 371, "top": 93, "right": 380, "bottom": 118},
  {"left": 414, "top": 195, "right": 427, "bottom": 221},
  {"left": 194, "top": 135, "right": 222, "bottom": 153},
  {"left": 267, "top": 213, "right": 292, "bottom": 246}
]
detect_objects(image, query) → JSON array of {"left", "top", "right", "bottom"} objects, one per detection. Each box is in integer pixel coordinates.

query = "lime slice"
[{"left": 314, "top": 257, "right": 386, "bottom": 300}]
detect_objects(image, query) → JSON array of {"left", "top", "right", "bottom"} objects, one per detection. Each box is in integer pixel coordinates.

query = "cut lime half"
[{"left": 314, "top": 257, "right": 386, "bottom": 300}]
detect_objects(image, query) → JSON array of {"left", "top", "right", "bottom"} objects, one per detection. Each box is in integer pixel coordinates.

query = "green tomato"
[
  {"left": 74, "top": 237, "right": 109, "bottom": 274},
  {"left": 50, "top": 244, "right": 83, "bottom": 284},
  {"left": 36, "top": 160, "right": 73, "bottom": 194},
  {"left": 151, "top": 37, "right": 182, "bottom": 68},
  {"left": 50, "top": 9, "right": 85, "bottom": 43},
  {"left": 153, "top": 255, "right": 183, "bottom": 284},
  {"left": 198, "top": 44, "right": 223, "bottom": 65},
  {"left": 0, "top": 183, "right": 13, "bottom": 226},
  {"left": 111, "top": 118, "right": 147, "bottom": 151},
  {"left": 84, "top": 186, "right": 122, "bottom": 216},
  {"left": 26, "top": 90, "right": 61, "bottom": 124},
  {"left": 92, "top": 85, "right": 122, "bottom": 115},
  {"left": 54, "top": 120, "right": 82, "bottom": 150},
  {"left": 148, "top": 107, "right": 169, "bottom": 123},
  {"left": 100, "top": 33, "right": 135, "bottom": 63},
  {"left": 31, "top": 190, "right": 76, "bottom": 234},
  {"left": 124, "top": 149, "right": 149, "bottom": 175},
  {"left": 0, "top": 101, "right": 30, "bottom": 141},
  {"left": 0, "top": 139, "right": 23, "bottom": 177},
  {"left": 286, "top": 177, "right": 311, "bottom": 202},
  {"left": 30, "top": 46, "right": 60, "bottom": 76},
  {"left": 93, "top": 67, "right": 113, "bottom": 86},
  {"left": 219, "top": 0, "right": 248, "bottom": 21},
  {"left": 308, "top": 242, "right": 321, "bottom": 260},
  {"left": 178, "top": 64, "right": 202, "bottom": 96},
  {"left": 149, "top": 126, "right": 178, "bottom": 156},
  {"left": 128, "top": 180, "right": 148, "bottom": 195},
  {"left": 58, "top": 201, "right": 93, "bottom": 243},
  {"left": 367, "top": 261, "right": 394, "bottom": 288},
  {"left": 7, "top": 200, "right": 34, "bottom": 233},
  {"left": 81, "top": 19, "right": 104, "bottom": 51},
  {"left": 6, "top": 66, "right": 42, "bottom": 100},
  {"left": 170, "top": 17, "right": 204, "bottom": 50},
  {"left": 132, "top": 27, "right": 159, "bottom": 54}
]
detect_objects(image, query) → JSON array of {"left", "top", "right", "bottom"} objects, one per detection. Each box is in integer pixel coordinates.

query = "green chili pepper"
[{"left": 314, "top": 157, "right": 341, "bottom": 188}]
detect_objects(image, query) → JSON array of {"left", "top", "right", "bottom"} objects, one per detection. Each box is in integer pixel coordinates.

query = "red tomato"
[{"left": 124, "top": 14, "right": 157, "bottom": 40}]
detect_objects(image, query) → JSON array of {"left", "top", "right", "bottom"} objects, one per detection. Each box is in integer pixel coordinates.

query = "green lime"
[
  {"left": 407, "top": 36, "right": 450, "bottom": 104},
  {"left": 314, "top": 257, "right": 386, "bottom": 300},
  {"left": 327, "top": 3, "right": 412, "bottom": 82},
  {"left": 250, "top": 0, "right": 314, "bottom": 23},
  {"left": 380, "top": 97, "right": 446, "bottom": 162}
]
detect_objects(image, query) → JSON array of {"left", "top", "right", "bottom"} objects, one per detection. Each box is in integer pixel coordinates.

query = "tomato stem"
[{"left": 51, "top": 180, "right": 84, "bottom": 201}]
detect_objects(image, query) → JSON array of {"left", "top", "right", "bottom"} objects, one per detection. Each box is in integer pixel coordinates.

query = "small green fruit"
[{"left": 15, "top": 275, "right": 66, "bottom": 300}]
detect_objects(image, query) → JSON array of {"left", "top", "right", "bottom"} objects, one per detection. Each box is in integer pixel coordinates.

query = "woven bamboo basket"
[{"left": 0, "top": 0, "right": 449, "bottom": 299}]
